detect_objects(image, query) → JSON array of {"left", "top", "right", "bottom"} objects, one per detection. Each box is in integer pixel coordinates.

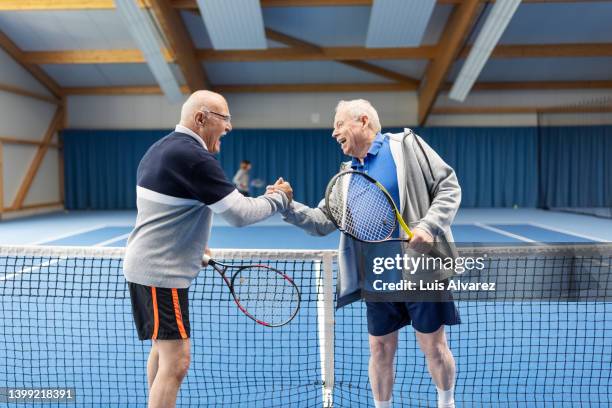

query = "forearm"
[
  {"left": 282, "top": 200, "right": 337, "bottom": 236},
  {"left": 216, "top": 190, "right": 288, "bottom": 227}
]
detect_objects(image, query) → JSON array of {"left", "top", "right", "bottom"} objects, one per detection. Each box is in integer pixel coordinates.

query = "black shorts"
[
  {"left": 366, "top": 301, "right": 460, "bottom": 336},
  {"left": 128, "top": 282, "right": 190, "bottom": 340}
]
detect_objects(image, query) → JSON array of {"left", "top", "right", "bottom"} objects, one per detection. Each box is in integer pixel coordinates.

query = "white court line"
[
  {"left": 527, "top": 222, "right": 606, "bottom": 243},
  {"left": 473, "top": 222, "right": 538, "bottom": 243},
  {"left": 94, "top": 233, "right": 131, "bottom": 247},
  {"left": 30, "top": 224, "right": 109, "bottom": 245},
  {"left": 0, "top": 258, "right": 62, "bottom": 281}
]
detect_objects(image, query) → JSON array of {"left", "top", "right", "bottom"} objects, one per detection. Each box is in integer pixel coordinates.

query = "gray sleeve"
[
  {"left": 412, "top": 136, "right": 461, "bottom": 237},
  {"left": 216, "top": 190, "right": 289, "bottom": 227},
  {"left": 281, "top": 199, "right": 337, "bottom": 237}
]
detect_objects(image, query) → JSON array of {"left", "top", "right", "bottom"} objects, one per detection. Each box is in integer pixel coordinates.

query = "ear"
[
  {"left": 360, "top": 114, "right": 369, "bottom": 129},
  {"left": 195, "top": 111, "right": 207, "bottom": 127}
]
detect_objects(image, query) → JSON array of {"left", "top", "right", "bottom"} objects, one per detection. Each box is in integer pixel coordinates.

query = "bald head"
[{"left": 180, "top": 90, "right": 228, "bottom": 128}]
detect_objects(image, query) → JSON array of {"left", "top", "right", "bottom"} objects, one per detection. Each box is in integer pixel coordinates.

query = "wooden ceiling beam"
[
  {"left": 418, "top": 0, "right": 481, "bottom": 125},
  {"left": 147, "top": 0, "right": 209, "bottom": 91},
  {"left": 23, "top": 49, "right": 173, "bottom": 64},
  {"left": 0, "top": 30, "right": 62, "bottom": 99},
  {"left": 2, "top": 0, "right": 608, "bottom": 10},
  {"left": 0, "top": 0, "right": 145, "bottom": 11},
  {"left": 265, "top": 28, "right": 418, "bottom": 85},
  {"left": 63, "top": 82, "right": 416, "bottom": 94},
  {"left": 0, "top": 82, "right": 60, "bottom": 104},
  {"left": 10, "top": 107, "right": 64, "bottom": 210},
  {"left": 197, "top": 46, "right": 438, "bottom": 61},
  {"left": 26, "top": 42, "right": 612, "bottom": 65}
]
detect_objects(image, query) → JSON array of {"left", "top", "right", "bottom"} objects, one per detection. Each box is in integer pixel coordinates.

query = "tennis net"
[{"left": 0, "top": 244, "right": 610, "bottom": 407}]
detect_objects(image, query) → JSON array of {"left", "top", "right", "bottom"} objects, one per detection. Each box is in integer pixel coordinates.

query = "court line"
[
  {"left": 94, "top": 233, "right": 131, "bottom": 247},
  {"left": 0, "top": 258, "right": 61, "bottom": 281},
  {"left": 527, "top": 222, "right": 605, "bottom": 243},
  {"left": 473, "top": 223, "right": 537, "bottom": 243},
  {"left": 30, "top": 224, "right": 110, "bottom": 245}
]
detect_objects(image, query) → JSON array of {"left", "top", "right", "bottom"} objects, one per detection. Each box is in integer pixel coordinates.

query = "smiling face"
[{"left": 332, "top": 107, "right": 374, "bottom": 159}]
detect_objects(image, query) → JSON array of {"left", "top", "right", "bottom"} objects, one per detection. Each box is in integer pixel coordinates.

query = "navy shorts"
[
  {"left": 366, "top": 300, "right": 461, "bottom": 336},
  {"left": 128, "top": 282, "right": 190, "bottom": 340}
]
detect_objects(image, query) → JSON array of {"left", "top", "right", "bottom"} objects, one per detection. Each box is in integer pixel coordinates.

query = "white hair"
[{"left": 335, "top": 99, "right": 381, "bottom": 133}]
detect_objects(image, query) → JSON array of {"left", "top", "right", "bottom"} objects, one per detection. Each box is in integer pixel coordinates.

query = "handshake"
[{"left": 265, "top": 177, "right": 293, "bottom": 202}]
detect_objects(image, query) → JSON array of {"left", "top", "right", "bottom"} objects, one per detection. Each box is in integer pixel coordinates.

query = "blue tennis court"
[
  {"left": 1, "top": 208, "right": 611, "bottom": 407},
  {"left": 2, "top": 208, "right": 611, "bottom": 248}
]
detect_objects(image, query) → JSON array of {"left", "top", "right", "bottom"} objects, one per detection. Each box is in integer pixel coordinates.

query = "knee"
[
  {"left": 161, "top": 352, "right": 190, "bottom": 382},
  {"left": 173, "top": 355, "right": 191, "bottom": 381},
  {"left": 370, "top": 340, "right": 395, "bottom": 366}
]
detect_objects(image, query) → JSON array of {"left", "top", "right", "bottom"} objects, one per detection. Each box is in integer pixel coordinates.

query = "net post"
[{"left": 317, "top": 253, "right": 335, "bottom": 408}]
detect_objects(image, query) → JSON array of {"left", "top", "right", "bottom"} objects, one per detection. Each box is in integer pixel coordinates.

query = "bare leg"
[
  {"left": 415, "top": 326, "right": 456, "bottom": 407},
  {"left": 368, "top": 330, "right": 399, "bottom": 403},
  {"left": 148, "top": 339, "right": 191, "bottom": 408},
  {"left": 147, "top": 340, "right": 160, "bottom": 390}
]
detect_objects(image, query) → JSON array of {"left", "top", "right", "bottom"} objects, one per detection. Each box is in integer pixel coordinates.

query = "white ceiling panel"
[
  {"left": 197, "top": 0, "right": 266, "bottom": 50},
  {"left": 203, "top": 61, "right": 393, "bottom": 85},
  {"left": 182, "top": 10, "right": 287, "bottom": 49},
  {"left": 366, "top": 0, "right": 436, "bottom": 48},
  {"left": 0, "top": 10, "right": 137, "bottom": 50}
]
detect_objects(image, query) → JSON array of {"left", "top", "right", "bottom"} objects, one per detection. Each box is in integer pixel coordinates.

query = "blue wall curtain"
[
  {"left": 411, "top": 127, "right": 539, "bottom": 208},
  {"left": 62, "top": 128, "right": 344, "bottom": 209},
  {"left": 62, "top": 126, "right": 611, "bottom": 210},
  {"left": 63, "top": 130, "right": 166, "bottom": 209},
  {"left": 215, "top": 129, "right": 345, "bottom": 207},
  {"left": 538, "top": 125, "right": 612, "bottom": 208}
]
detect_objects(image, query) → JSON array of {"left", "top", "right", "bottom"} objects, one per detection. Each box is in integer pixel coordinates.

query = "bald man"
[{"left": 123, "top": 91, "right": 292, "bottom": 408}]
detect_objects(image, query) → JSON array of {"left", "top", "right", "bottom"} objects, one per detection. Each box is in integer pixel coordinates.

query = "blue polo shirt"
[{"left": 351, "top": 132, "right": 400, "bottom": 238}]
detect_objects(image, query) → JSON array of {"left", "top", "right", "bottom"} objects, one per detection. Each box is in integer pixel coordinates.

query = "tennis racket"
[
  {"left": 202, "top": 255, "right": 301, "bottom": 327},
  {"left": 325, "top": 170, "right": 446, "bottom": 259}
]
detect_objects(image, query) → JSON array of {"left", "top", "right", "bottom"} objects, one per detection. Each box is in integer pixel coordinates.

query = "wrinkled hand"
[
  {"left": 408, "top": 227, "right": 433, "bottom": 254},
  {"left": 266, "top": 177, "right": 293, "bottom": 202}
]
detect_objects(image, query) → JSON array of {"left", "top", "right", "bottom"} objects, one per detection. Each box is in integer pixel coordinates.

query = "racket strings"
[
  {"left": 232, "top": 266, "right": 299, "bottom": 326},
  {"left": 328, "top": 174, "right": 397, "bottom": 241}
]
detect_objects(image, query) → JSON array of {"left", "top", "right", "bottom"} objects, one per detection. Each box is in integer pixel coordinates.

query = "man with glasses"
[{"left": 123, "top": 90, "right": 293, "bottom": 408}]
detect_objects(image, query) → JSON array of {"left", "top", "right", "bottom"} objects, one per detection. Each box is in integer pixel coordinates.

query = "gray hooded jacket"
[{"left": 282, "top": 129, "right": 461, "bottom": 308}]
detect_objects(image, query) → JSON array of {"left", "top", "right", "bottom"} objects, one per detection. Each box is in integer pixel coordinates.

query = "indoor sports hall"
[{"left": 0, "top": 1, "right": 611, "bottom": 407}]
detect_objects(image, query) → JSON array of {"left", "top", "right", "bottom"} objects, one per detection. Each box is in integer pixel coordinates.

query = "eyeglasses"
[{"left": 201, "top": 110, "right": 232, "bottom": 124}]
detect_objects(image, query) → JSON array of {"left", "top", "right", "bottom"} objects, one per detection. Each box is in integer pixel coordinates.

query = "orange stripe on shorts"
[
  {"left": 172, "top": 288, "right": 188, "bottom": 339},
  {"left": 151, "top": 287, "right": 159, "bottom": 340}
]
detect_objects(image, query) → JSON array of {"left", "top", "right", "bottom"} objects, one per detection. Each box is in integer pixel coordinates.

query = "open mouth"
[{"left": 338, "top": 137, "right": 347, "bottom": 145}]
